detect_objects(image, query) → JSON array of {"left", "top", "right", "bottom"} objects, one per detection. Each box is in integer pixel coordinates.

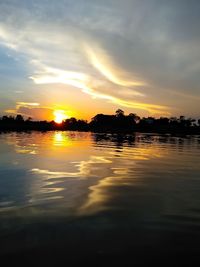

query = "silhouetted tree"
[
  {"left": 26, "top": 117, "right": 32, "bottom": 122},
  {"left": 128, "top": 113, "right": 140, "bottom": 123},
  {"left": 115, "top": 109, "right": 124, "bottom": 117},
  {"left": 2, "top": 115, "right": 9, "bottom": 121},
  {"left": 15, "top": 114, "right": 24, "bottom": 121},
  {"left": 0, "top": 111, "right": 200, "bottom": 134}
]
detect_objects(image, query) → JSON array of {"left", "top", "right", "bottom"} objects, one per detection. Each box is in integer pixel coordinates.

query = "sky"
[{"left": 0, "top": 0, "right": 200, "bottom": 121}]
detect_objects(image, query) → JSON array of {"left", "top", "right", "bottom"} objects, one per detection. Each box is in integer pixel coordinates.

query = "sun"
[{"left": 54, "top": 110, "right": 69, "bottom": 124}]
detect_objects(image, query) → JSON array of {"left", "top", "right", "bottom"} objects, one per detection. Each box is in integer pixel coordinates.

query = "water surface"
[{"left": 0, "top": 131, "right": 200, "bottom": 265}]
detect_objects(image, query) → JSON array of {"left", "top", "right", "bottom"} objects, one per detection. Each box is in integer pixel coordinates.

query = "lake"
[{"left": 0, "top": 131, "right": 200, "bottom": 265}]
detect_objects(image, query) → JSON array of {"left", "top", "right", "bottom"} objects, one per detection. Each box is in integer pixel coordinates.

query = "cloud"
[
  {"left": 14, "top": 90, "right": 24, "bottom": 94},
  {"left": 5, "top": 101, "right": 54, "bottom": 120},
  {"left": 30, "top": 64, "right": 169, "bottom": 114},
  {"left": 17, "top": 106, "right": 54, "bottom": 120},
  {"left": 16, "top": 102, "right": 40, "bottom": 107},
  {"left": 84, "top": 43, "right": 146, "bottom": 89},
  {"left": 0, "top": 0, "right": 200, "bottom": 117}
]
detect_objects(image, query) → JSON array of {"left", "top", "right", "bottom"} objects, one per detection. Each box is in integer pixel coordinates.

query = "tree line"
[{"left": 0, "top": 109, "right": 200, "bottom": 134}]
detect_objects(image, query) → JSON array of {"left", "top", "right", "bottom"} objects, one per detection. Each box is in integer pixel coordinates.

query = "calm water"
[{"left": 1, "top": 131, "right": 200, "bottom": 265}]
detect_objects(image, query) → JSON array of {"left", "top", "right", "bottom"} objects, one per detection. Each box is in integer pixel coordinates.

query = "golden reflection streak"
[
  {"left": 78, "top": 145, "right": 168, "bottom": 215},
  {"left": 30, "top": 141, "right": 167, "bottom": 215},
  {"left": 9, "top": 132, "right": 75, "bottom": 155},
  {"left": 31, "top": 168, "right": 80, "bottom": 178},
  {"left": 31, "top": 156, "right": 112, "bottom": 178},
  {"left": 53, "top": 132, "right": 72, "bottom": 147},
  {"left": 15, "top": 143, "right": 38, "bottom": 155}
]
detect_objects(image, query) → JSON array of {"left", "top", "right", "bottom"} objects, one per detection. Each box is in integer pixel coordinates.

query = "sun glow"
[{"left": 54, "top": 110, "right": 69, "bottom": 124}]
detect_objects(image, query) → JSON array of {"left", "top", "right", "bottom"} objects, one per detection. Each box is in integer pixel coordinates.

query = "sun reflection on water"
[
  {"left": 1, "top": 132, "right": 199, "bottom": 217},
  {"left": 53, "top": 132, "right": 69, "bottom": 147}
]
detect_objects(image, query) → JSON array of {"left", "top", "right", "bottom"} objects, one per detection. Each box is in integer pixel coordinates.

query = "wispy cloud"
[
  {"left": 84, "top": 44, "right": 146, "bottom": 89},
  {"left": 0, "top": 0, "right": 200, "bottom": 117},
  {"left": 30, "top": 64, "right": 169, "bottom": 114},
  {"left": 16, "top": 102, "right": 40, "bottom": 107},
  {"left": 5, "top": 101, "right": 54, "bottom": 120}
]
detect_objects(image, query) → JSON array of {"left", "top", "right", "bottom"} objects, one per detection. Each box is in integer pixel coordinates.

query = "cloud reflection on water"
[
  {"left": 26, "top": 132, "right": 170, "bottom": 216},
  {"left": 0, "top": 132, "right": 199, "bottom": 217}
]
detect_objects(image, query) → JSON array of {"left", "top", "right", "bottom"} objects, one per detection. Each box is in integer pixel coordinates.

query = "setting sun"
[{"left": 54, "top": 110, "right": 69, "bottom": 124}]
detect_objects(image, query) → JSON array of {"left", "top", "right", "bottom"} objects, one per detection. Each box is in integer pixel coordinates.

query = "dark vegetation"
[{"left": 1, "top": 109, "right": 200, "bottom": 134}]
